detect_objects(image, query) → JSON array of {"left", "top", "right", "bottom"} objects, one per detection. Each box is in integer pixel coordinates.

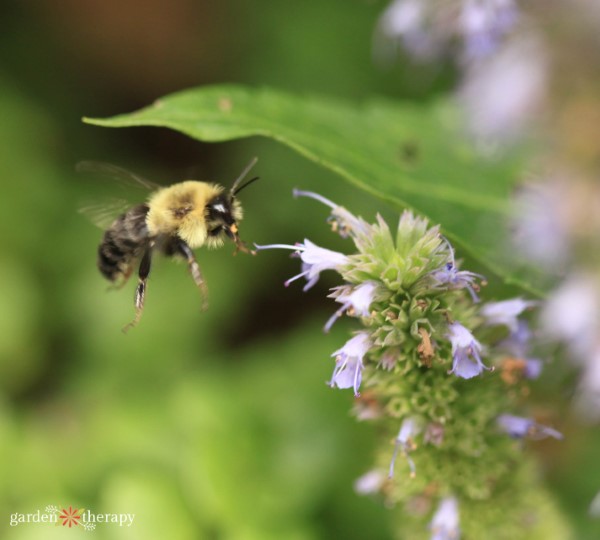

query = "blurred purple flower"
[
  {"left": 389, "top": 417, "right": 421, "bottom": 478},
  {"left": 523, "top": 358, "right": 543, "bottom": 379},
  {"left": 447, "top": 322, "right": 490, "bottom": 379},
  {"left": 375, "top": 0, "right": 519, "bottom": 67},
  {"left": 459, "top": 35, "right": 548, "bottom": 144},
  {"left": 429, "top": 496, "right": 460, "bottom": 540},
  {"left": 375, "top": 0, "right": 439, "bottom": 62},
  {"left": 497, "top": 414, "right": 563, "bottom": 440},
  {"left": 512, "top": 181, "right": 571, "bottom": 268},
  {"left": 541, "top": 274, "right": 599, "bottom": 360},
  {"left": 496, "top": 320, "right": 543, "bottom": 379},
  {"left": 481, "top": 297, "right": 536, "bottom": 332},
  {"left": 330, "top": 332, "right": 372, "bottom": 396},
  {"left": 354, "top": 469, "right": 387, "bottom": 495},
  {"left": 497, "top": 320, "right": 531, "bottom": 357},
  {"left": 574, "top": 347, "right": 600, "bottom": 422},
  {"left": 255, "top": 239, "right": 349, "bottom": 291},
  {"left": 459, "top": 0, "right": 519, "bottom": 63}
]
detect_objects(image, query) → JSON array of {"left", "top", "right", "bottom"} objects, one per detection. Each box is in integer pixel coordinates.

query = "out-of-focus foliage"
[{"left": 0, "top": 0, "right": 600, "bottom": 539}]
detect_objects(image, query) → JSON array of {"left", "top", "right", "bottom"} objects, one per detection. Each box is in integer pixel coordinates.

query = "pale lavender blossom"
[
  {"left": 497, "top": 414, "right": 563, "bottom": 440},
  {"left": 541, "top": 274, "right": 600, "bottom": 361},
  {"left": 512, "top": 182, "right": 571, "bottom": 268},
  {"left": 481, "top": 297, "right": 537, "bottom": 332},
  {"left": 330, "top": 332, "right": 372, "bottom": 396},
  {"left": 459, "top": 0, "right": 519, "bottom": 63},
  {"left": 255, "top": 239, "right": 349, "bottom": 291},
  {"left": 324, "top": 281, "right": 380, "bottom": 332},
  {"left": 459, "top": 35, "right": 548, "bottom": 144},
  {"left": 497, "top": 319, "right": 531, "bottom": 357},
  {"left": 497, "top": 320, "right": 543, "bottom": 379},
  {"left": 292, "top": 189, "right": 371, "bottom": 240},
  {"left": 354, "top": 469, "right": 387, "bottom": 495},
  {"left": 375, "top": 0, "right": 519, "bottom": 66},
  {"left": 374, "top": 0, "right": 439, "bottom": 62},
  {"left": 429, "top": 496, "right": 460, "bottom": 540},
  {"left": 447, "top": 322, "right": 490, "bottom": 379},
  {"left": 542, "top": 275, "right": 600, "bottom": 419},
  {"left": 523, "top": 358, "right": 543, "bottom": 380},
  {"left": 574, "top": 347, "right": 600, "bottom": 422},
  {"left": 430, "top": 238, "right": 485, "bottom": 301},
  {"left": 389, "top": 417, "right": 421, "bottom": 478},
  {"left": 430, "top": 262, "right": 485, "bottom": 302}
]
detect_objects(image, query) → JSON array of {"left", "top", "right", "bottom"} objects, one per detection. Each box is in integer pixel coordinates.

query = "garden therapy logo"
[{"left": 10, "top": 505, "right": 135, "bottom": 531}]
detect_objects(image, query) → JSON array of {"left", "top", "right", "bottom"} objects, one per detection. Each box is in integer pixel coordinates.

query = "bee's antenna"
[
  {"left": 233, "top": 176, "right": 260, "bottom": 196},
  {"left": 230, "top": 157, "right": 259, "bottom": 196}
]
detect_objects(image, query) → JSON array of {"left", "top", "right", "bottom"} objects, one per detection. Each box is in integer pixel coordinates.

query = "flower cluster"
[
  {"left": 375, "top": 0, "right": 520, "bottom": 66},
  {"left": 258, "top": 191, "right": 562, "bottom": 539},
  {"left": 374, "top": 0, "right": 551, "bottom": 146}
]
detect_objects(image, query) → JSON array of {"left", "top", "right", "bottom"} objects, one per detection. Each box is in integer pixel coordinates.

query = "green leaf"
[{"left": 84, "top": 85, "right": 542, "bottom": 295}]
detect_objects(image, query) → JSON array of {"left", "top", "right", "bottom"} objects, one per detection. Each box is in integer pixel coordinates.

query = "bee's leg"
[
  {"left": 176, "top": 240, "right": 209, "bottom": 311},
  {"left": 122, "top": 248, "right": 152, "bottom": 333}
]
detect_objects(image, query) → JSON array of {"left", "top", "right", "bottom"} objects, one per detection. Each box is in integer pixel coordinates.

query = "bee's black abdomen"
[{"left": 97, "top": 204, "right": 150, "bottom": 282}]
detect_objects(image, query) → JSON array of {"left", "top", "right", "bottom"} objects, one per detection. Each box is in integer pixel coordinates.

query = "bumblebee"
[{"left": 80, "top": 158, "right": 259, "bottom": 331}]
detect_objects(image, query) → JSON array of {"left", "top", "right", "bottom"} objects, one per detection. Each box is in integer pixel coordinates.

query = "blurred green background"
[{"left": 0, "top": 1, "right": 599, "bottom": 539}]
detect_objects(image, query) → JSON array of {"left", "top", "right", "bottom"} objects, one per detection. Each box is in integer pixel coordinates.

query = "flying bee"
[{"left": 79, "top": 158, "right": 259, "bottom": 332}]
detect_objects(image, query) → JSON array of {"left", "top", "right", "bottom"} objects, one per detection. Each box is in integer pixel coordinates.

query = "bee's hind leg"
[
  {"left": 176, "top": 240, "right": 209, "bottom": 311},
  {"left": 122, "top": 248, "right": 152, "bottom": 333}
]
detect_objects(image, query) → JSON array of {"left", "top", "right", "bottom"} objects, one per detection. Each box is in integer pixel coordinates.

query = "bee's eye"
[
  {"left": 207, "top": 196, "right": 235, "bottom": 225},
  {"left": 209, "top": 203, "right": 226, "bottom": 214}
]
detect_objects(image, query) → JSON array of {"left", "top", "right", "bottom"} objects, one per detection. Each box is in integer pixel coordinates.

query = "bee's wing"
[
  {"left": 79, "top": 198, "right": 134, "bottom": 230},
  {"left": 76, "top": 161, "right": 163, "bottom": 192},
  {"left": 77, "top": 161, "right": 162, "bottom": 230}
]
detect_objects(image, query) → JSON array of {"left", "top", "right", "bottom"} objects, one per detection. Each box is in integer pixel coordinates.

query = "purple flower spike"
[
  {"left": 497, "top": 414, "right": 563, "bottom": 440},
  {"left": 324, "top": 281, "right": 379, "bottom": 332},
  {"left": 447, "top": 322, "right": 490, "bottom": 379},
  {"left": 255, "top": 239, "right": 349, "bottom": 291},
  {"left": 481, "top": 297, "right": 537, "bottom": 332},
  {"left": 330, "top": 332, "right": 372, "bottom": 396},
  {"left": 429, "top": 497, "right": 460, "bottom": 540}
]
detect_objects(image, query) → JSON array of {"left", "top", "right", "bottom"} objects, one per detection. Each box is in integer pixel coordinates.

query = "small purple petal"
[
  {"left": 481, "top": 297, "right": 537, "bottom": 332},
  {"left": 430, "top": 239, "right": 485, "bottom": 302},
  {"left": 497, "top": 414, "right": 563, "bottom": 440},
  {"left": 446, "top": 322, "right": 490, "bottom": 379},
  {"left": 325, "top": 281, "right": 379, "bottom": 332},
  {"left": 524, "top": 358, "right": 543, "bottom": 379},
  {"left": 354, "top": 470, "right": 386, "bottom": 495},
  {"left": 293, "top": 188, "right": 371, "bottom": 239},
  {"left": 330, "top": 332, "right": 372, "bottom": 396},
  {"left": 429, "top": 496, "right": 460, "bottom": 540},
  {"left": 389, "top": 418, "right": 421, "bottom": 479},
  {"left": 256, "top": 239, "right": 349, "bottom": 290}
]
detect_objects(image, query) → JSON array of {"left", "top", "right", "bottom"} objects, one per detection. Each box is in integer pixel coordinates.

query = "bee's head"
[{"left": 205, "top": 158, "right": 259, "bottom": 254}]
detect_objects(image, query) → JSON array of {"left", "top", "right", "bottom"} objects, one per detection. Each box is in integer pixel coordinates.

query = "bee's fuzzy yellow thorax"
[{"left": 146, "top": 181, "right": 224, "bottom": 249}]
